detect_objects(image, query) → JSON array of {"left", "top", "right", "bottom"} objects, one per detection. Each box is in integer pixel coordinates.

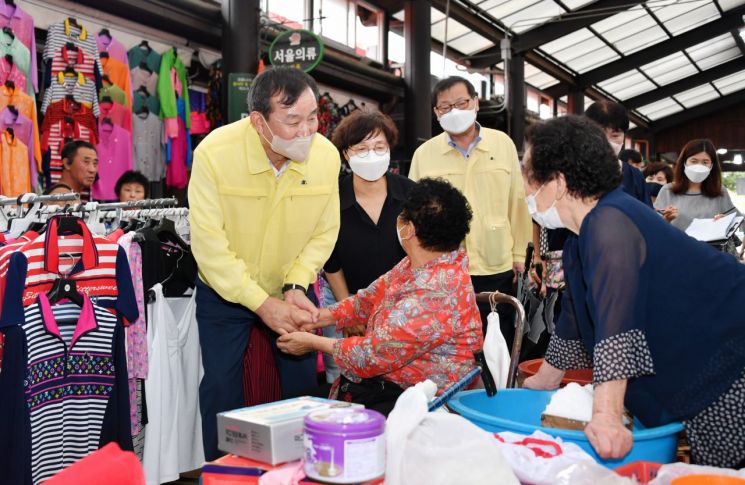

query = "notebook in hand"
[{"left": 685, "top": 212, "right": 744, "bottom": 243}]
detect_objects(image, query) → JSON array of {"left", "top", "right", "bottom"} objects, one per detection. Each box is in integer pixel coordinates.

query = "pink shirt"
[
  {"left": 0, "top": 57, "right": 27, "bottom": 93},
  {"left": 95, "top": 33, "right": 128, "bottom": 65},
  {"left": 92, "top": 123, "right": 133, "bottom": 201},
  {"left": 0, "top": 3, "right": 36, "bottom": 92}
]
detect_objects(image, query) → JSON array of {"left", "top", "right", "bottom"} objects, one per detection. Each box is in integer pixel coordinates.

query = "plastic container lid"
[{"left": 304, "top": 408, "right": 386, "bottom": 435}]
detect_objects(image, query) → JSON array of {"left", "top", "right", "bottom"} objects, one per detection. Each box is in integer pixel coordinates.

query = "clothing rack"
[
  {"left": 90, "top": 198, "right": 179, "bottom": 211},
  {"left": 0, "top": 192, "right": 81, "bottom": 206}
]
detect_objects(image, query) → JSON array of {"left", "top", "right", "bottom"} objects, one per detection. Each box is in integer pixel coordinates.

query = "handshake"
[{"left": 255, "top": 288, "right": 328, "bottom": 336}]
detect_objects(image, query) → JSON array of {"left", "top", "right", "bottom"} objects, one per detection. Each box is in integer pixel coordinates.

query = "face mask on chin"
[{"left": 259, "top": 115, "right": 315, "bottom": 163}]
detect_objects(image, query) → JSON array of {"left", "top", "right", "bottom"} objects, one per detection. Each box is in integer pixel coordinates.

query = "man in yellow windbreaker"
[{"left": 189, "top": 67, "right": 340, "bottom": 460}]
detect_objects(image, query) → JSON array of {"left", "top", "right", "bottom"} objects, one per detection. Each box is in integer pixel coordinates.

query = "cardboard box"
[{"left": 217, "top": 397, "right": 362, "bottom": 465}]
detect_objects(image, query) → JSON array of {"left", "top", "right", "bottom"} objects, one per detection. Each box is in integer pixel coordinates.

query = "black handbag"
[{"left": 338, "top": 375, "right": 405, "bottom": 417}]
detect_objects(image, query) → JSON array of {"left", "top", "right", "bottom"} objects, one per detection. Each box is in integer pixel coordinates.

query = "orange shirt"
[
  {"left": 0, "top": 86, "right": 40, "bottom": 171},
  {"left": 100, "top": 56, "right": 132, "bottom": 108},
  {"left": 0, "top": 130, "right": 31, "bottom": 196}
]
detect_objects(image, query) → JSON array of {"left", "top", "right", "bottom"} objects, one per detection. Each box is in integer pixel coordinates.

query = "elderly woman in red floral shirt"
[{"left": 278, "top": 178, "right": 483, "bottom": 415}]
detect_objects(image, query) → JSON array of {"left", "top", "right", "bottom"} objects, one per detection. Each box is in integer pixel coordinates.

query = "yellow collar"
[
  {"left": 64, "top": 18, "right": 87, "bottom": 41},
  {"left": 57, "top": 71, "right": 86, "bottom": 86}
]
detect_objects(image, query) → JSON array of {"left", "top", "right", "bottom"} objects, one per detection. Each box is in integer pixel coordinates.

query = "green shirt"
[
  {"left": 99, "top": 83, "right": 128, "bottom": 107},
  {"left": 127, "top": 45, "right": 161, "bottom": 72},
  {"left": 157, "top": 48, "right": 190, "bottom": 128}
]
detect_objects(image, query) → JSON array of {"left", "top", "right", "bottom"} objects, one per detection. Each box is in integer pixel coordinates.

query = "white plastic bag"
[
  {"left": 386, "top": 380, "right": 519, "bottom": 485},
  {"left": 484, "top": 311, "right": 510, "bottom": 388}
]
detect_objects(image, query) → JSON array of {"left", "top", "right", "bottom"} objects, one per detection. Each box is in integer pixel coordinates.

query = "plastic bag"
[
  {"left": 650, "top": 463, "right": 745, "bottom": 484},
  {"left": 484, "top": 311, "right": 510, "bottom": 388},
  {"left": 386, "top": 380, "right": 519, "bottom": 485}
]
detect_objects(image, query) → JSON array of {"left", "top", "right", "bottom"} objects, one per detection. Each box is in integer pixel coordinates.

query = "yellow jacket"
[
  {"left": 409, "top": 128, "right": 531, "bottom": 276},
  {"left": 189, "top": 117, "right": 341, "bottom": 311}
]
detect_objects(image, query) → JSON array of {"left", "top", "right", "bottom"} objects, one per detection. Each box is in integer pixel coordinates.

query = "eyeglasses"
[
  {"left": 686, "top": 157, "right": 713, "bottom": 167},
  {"left": 350, "top": 144, "right": 389, "bottom": 158},
  {"left": 435, "top": 97, "right": 473, "bottom": 114}
]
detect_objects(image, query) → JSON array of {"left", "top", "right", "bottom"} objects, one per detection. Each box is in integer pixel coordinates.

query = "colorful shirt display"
[
  {"left": 41, "top": 72, "right": 99, "bottom": 117},
  {"left": 127, "top": 44, "right": 161, "bottom": 73},
  {"left": 93, "top": 123, "right": 133, "bottom": 201},
  {"left": 0, "top": 30, "right": 30, "bottom": 92},
  {"left": 99, "top": 81, "right": 128, "bottom": 107},
  {"left": 0, "top": 129, "right": 29, "bottom": 196},
  {"left": 48, "top": 45, "right": 98, "bottom": 83},
  {"left": 95, "top": 33, "right": 128, "bottom": 65},
  {"left": 133, "top": 110, "right": 165, "bottom": 182},
  {"left": 157, "top": 48, "right": 190, "bottom": 128},
  {"left": 0, "top": 85, "right": 39, "bottom": 170},
  {"left": 329, "top": 249, "right": 483, "bottom": 395},
  {"left": 100, "top": 56, "right": 132, "bottom": 107},
  {"left": 130, "top": 65, "right": 158, "bottom": 94},
  {"left": 0, "top": 3, "right": 37, "bottom": 92},
  {"left": 0, "top": 56, "right": 28, "bottom": 94},
  {"left": 0, "top": 107, "right": 35, "bottom": 186}
]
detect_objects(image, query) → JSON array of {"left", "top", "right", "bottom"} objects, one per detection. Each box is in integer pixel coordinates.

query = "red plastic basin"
[{"left": 518, "top": 358, "right": 593, "bottom": 386}]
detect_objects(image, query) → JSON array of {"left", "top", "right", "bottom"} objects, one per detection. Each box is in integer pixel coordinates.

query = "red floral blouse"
[{"left": 330, "top": 248, "right": 483, "bottom": 395}]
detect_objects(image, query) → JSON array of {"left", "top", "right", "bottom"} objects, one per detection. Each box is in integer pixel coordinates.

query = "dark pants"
[
  {"left": 471, "top": 270, "right": 518, "bottom": 353},
  {"left": 195, "top": 278, "right": 318, "bottom": 461}
]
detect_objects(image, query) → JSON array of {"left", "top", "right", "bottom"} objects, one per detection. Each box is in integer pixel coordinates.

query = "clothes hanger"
[
  {"left": 138, "top": 61, "right": 152, "bottom": 74},
  {"left": 137, "top": 85, "right": 150, "bottom": 97},
  {"left": 4, "top": 54, "right": 12, "bottom": 65},
  {"left": 67, "top": 17, "right": 81, "bottom": 29},
  {"left": 63, "top": 65, "right": 77, "bottom": 76},
  {"left": 99, "top": 51, "right": 109, "bottom": 59},
  {"left": 4, "top": 79, "right": 14, "bottom": 90},
  {"left": 7, "top": 104, "right": 17, "bottom": 116},
  {"left": 47, "top": 274, "right": 84, "bottom": 307},
  {"left": 101, "top": 95, "right": 113, "bottom": 104},
  {"left": 136, "top": 105, "right": 150, "bottom": 116},
  {"left": 139, "top": 40, "right": 151, "bottom": 52},
  {"left": 98, "top": 28, "right": 111, "bottom": 38},
  {"left": 65, "top": 41, "right": 78, "bottom": 52}
]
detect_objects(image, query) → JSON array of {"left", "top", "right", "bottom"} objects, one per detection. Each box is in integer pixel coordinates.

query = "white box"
[{"left": 217, "top": 396, "right": 363, "bottom": 465}]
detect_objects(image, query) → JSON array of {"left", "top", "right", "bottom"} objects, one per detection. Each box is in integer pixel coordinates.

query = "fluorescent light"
[
  {"left": 734, "top": 154, "right": 743, "bottom": 165},
  {"left": 717, "top": 148, "right": 728, "bottom": 155}
]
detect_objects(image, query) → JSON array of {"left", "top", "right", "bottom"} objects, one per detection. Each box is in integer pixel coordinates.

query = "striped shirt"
[
  {"left": 41, "top": 73, "right": 99, "bottom": 117},
  {"left": 43, "top": 19, "right": 98, "bottom": 61},
  {"left": 43, "top": 117, "right": 96, "bottom": 186},
  {"left": 48, "top": 45, "right": 97, "bottom": 82}
]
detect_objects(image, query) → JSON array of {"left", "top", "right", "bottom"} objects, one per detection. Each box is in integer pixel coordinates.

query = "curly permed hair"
[
  {"left": 524, "top": 115, "right": 622, "bottom": 199},
  {"left": 400, "top": 178, "right": 472, "bottom": 252}
]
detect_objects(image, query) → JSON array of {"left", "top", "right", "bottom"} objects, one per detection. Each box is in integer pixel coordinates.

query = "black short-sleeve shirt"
[{"left": 324, "top": 172, "right": 416, "bottom": 294}]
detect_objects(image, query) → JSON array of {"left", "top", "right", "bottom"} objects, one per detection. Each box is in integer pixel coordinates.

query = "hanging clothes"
[
  {"left": 46, "top": 44, "right": 100, "bottom": 88},
  {"left": 99, "top": 80, "right": 128, "bottom": 107},
  {"left": 206, "top": 64, "right": 222, "bottom": 130},
  {"left": 100, "top": 55, "right": 132, "bottom": 108},
  {"left": 143, "top": 284, "right": 204, "bottom": 485},
  {"left": 0, "top": 292, "right": 133, "bottom": 485},
  {"left": 0, "top": 129, "right": 30, "bottom": 196},
  {"left": 133, "top": 110, "right": 165, "bottom": 183},
  {"left": 133, "top": 90, "right": 159, "bottom": 115},
  {"left": 127, "top": 44, "right": 161, "bottom": 73},
  {"left": 42, "top": 72, "right": 100, "bottom": 117},
  {"left": 157, "top": 48, "right": 191, "bottom": 131},
  {"left": 99, "top": 99, "right": 132, "bottom": 133},
  {"left": 0, "top": 55, "right": 29, "bottom": 94},
  {"left": 0, "top": 30, "right": 30, "bottom": 93},
  {"left": 95, "top": 32, "right": 128, "bottom": 65},
  {"left": 40, "top": 98, "right": 97, "bottom": 187},
  {"left": 130, "top": 65, "right": 158, "bottom": 96},
  {"left": 0, "top": 106, "right": 37, "bottom": 188},
  {"left": 43, "top": 18, "right": 100, "bottom": 63},
  {"left": 92, "top": 123, "right": 133, "bottom": 201},
  {"left": 0, "top": 85, "right": 39, "bottom": 172},
  {"left": 165, "top": 98, "right": 190, "bottom": 189},
  {"left": 0, "top": 2, "right": 37, "bottom": 92}
]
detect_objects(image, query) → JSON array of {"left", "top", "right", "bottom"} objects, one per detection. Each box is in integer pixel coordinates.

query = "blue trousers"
[{"left": 195, "top": 278, "right": 318, "bottom": 461}]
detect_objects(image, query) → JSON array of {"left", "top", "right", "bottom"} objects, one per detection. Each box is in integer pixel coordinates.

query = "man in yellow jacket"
[
  {"left": 409, "top": 76, "right": 531, "bottom": 350},
  {"left": 189, "top": 67, "right": 340, "bottom": 460}
]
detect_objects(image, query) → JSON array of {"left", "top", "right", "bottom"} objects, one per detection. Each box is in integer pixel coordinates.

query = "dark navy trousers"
[{"left": 195, "top": 278, "right": 317, "bottom": 461}]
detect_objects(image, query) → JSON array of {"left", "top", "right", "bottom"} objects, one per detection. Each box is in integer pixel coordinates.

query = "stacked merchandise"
[
  {"left": 40, "top": 17, "right": 102, "bottom": 190},
  {"left": 0, "top": 1, "right": 39, "bottom": 195},
  {"left": 128, "top": 41, "right": 165, "bottom": 187}
]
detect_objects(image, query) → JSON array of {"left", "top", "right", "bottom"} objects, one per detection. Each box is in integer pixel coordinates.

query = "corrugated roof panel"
[
  {"left": 695, "top": 48, "right": 742, "bottom": 70},
  {"left": 719, "top": 0, "right": 745, "bottom": 9},
  {"left": 562, "top": 46, "right": 621, "bottom": 73},
  {"left": 593, "top": 8, "right": 654, "bottom": 42},
  {"left": 599, "top": 70, "right": 656, "bottom": 99},
  {"left": 526, "top": 70, "right": 559, "bottom": 89},
  {"left": 646, "top": 104, "right": 684, "bottom": 120},
  {"left": 686, "top": 33, "right": 735, "bottom": 59},
  {"left": 637, "top": 97, "right": 679, "bottom": 117},
  {"left": 500, "top": 0, "right": 565, "bottom": 33},
  {"left": 613, "top": 25, "right": 669, "bottom": 55},
  {"left": 541, "top": 28, "right": 594, "bottom": 54},
  {"left": 561, "top": 0, "right": 596, "bottom": 9},
  {"left": 674, "top": 83, "right": 720, "bottom": 108},
  {"left": 431, "top": 18, "right": 471, "bottom": 42},
  {"left": 713, "top": 70, "right": 745, "bottom": 94},
  {"left": 447, "top": 32, "right": 495, "bottom": 55},
  {"left": 641, "top": 52, "right": 690, "bottom": 77},
  {"left": 658, "top": 1, "right": 720, "bottom": 36}
]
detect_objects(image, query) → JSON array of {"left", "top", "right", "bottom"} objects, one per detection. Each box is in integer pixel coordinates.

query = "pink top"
[
  {"left": 0, "top": 3, "right": 36, "bottom": 92},
  {"left": 95, "top": 33, "right": 128, "bottom": 65},
  {"left": 92, "top": 123, "right": 133, "bottom": 201},
  {"left": 99, "top": 100, "right": 132, "bottom": 133},
  {"left": 0, "top": 57, "right": 27, "bottom": 93}
]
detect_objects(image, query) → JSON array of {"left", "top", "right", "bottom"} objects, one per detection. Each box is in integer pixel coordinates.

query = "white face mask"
[
  {"left": 348, "top": 150, "right": 390, "bottom": 182},
  {"left": 396, "top": 222, "right": 411, "bottom": 249},
  {"left": 609, "top": 140, "right": 623, "bottom": 157},
  {"left": 260, "top": 115, "right": 315, "bottom": 162},
  {"left": 525, "top": 184, "right": 565, "bottom": 230},
  {"left": 684, "top": 164, "right": 711, "bottom": 183},
  {"left": 439, "top": 108, "right": 477, "bottom": 135}
]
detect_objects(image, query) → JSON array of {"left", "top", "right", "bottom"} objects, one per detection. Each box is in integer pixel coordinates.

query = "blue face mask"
[{"left": 646, "top": 182, "right": 663, "bottom": 198}]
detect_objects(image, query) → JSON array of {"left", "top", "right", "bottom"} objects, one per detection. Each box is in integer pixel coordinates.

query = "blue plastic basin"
[{"left": 448, "top": 389, "right": 684, "bottom": 468}]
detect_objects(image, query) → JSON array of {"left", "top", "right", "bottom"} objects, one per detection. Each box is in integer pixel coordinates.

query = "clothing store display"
[
  {"left": 143, "top": 285, "right": 204, "bottom": 485},
  {"left": 43, "top": 18, "right": 99, "bottom": 61},
  {"left": 100, "top": 55, "right": 132, "bottom": 107},
  {"left": 0, "top": 2, "right": 37, "bottom": 92},
  {"left": 93, "top": 123, "right": 133, "bottom": 201},
  {"left": 0, "top": 30, "right": 30, "bottom": 91},
  {"left": 99, "top": 81, "right": 128, "bottom": 107},
  {"left": 47, "top": 44, "right": 99, "bottom": 86},
  {"left": 158, "top": 48, "right": 190, "bottom": 129},
  {"left": 165, "top": 99, "right": 190, "bottom": 189},
  {"left": 133, "top": 90, "right": 159, "bottom": 115},
  {"left": 0, "top": 85, "right": 39, "bottom": 170},
  {"left": 96, "top": 32, "right": 128, "bottom": 65},
  {"left": 0, "top": 107, "right": 36, "bottom": 187},
  {"left": 99, "top": 99, "right": 133, "bottom": 133},
  {"left": 128, "top": 44, "right": 161, "bottom": 73},
  {"left": 205, "top": 65, "right": 222, "bottom": 129},
  {"left": 41, "top": 98, "right": 97, "bottom": 186},
  {"left": 42, "top": 72, "right": 100, "bottom": 117},
  {"left": 133, "top": 110, "right": 165, "bottom": 182},
  {"left": 131, "top": 65, "right": 158, "bottom": 95},
  {"left": 0, "top": 129, "right": 30, "bottom": 195},
  {"left": 0, "top": 55, "right": 29, "bottom": 94}
]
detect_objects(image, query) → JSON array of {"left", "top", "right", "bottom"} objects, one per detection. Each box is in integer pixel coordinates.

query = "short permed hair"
[
  {"left": 524, "top": 115, "right": 622, "bottom": 199},
  {"left": 331, "top": 110, "right": 399, "bottom": 155},
  {"left": 643, "top": 162, "right": 673, "bottom": 184},
  {"left": 431, "top": 76, "right": 477, "bottom": 108},
  {"left": 115, "top": 170, "right": 149, "bottom": 198},
  {"left": 61, "top": 140, "right": 96, "bottom": 164},
  {"left": 584, "top": 100, "right": 630, "bottom": 133},
  {"left": 400, "top": 178, "right": 472, "bottom": 252},
  {"left": 248, "top": 66, "right": 319, "bottom": 117}
]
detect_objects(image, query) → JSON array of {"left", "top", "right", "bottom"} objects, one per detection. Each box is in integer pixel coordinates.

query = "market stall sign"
[
  {"left": 269, "top": 30, "right": 324, "bottom": 73},
  {"left": 228, "top": 73, "right": 254, "bottom": 123}
]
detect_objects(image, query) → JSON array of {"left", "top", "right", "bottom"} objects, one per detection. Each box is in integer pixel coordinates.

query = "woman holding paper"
[
  {"left": 654, "top": 139, "right": 740, "bottom": 230},
  {"left": 521, "top": 116, "right": 745, "bottom": 468}
]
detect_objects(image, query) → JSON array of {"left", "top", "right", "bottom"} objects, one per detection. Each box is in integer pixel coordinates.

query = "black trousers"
[{"left": 471, "top": 270, "right": 518, "bottom": 353}]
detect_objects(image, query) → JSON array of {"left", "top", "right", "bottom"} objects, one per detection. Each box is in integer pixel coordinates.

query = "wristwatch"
[{"left": 282, "top": 283, "right": 307, "bottom": 294}]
